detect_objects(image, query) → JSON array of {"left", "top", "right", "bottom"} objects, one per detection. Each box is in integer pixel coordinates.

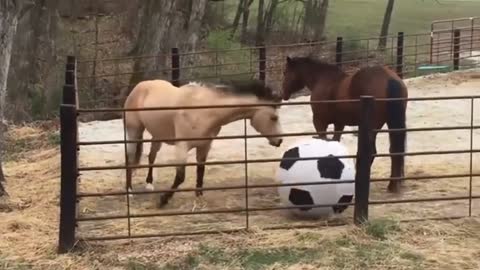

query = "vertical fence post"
[
  {"left": 258, "top": 45, "right": 266, "bottom": 82},
  {"left": 396, "top": 32, "right": 404, "bottom": 78},
  {"left": 171, "top": 48, "right": 180, "bottom": 87},
  {"left": 453, "top": 29, "right": 461, "bottom": 71},
  {"left": 336, "top": 37, "right": 343, "bottom": 68},
  {"left": 354, "top": 96, "right": 374, "bottom": 225},
  {"left": 58, "top": 103, "right": 78, "bottom": 253},
  {"left": 64, "top": 56, "right": 78, "bottom": 108},
  {"left": 65, "top": 56, "right": 75, "bottom": 86}
]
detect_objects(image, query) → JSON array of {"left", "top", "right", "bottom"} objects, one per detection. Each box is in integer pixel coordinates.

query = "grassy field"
[{"left": 212, "top": 0, "right": 480, "bottom": 41}]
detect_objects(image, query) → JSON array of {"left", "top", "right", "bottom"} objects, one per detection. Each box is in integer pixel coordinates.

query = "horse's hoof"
[
  {"left": 145, "top": 183, "right": 154, "bottom": 191},
  {"left": 157, "top": 196, "right": 169, "bottom": 208},
  {"left": 387, "top": 183, "right": 402, "bottom": 194},
  {"left": 195, "top": 190, "right": 203, "bottom": 197}
]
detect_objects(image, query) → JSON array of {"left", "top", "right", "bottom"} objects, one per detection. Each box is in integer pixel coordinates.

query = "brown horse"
[
  {"left": 281, "top": 56, "right": 408, "bottom": 193},
  {"left": 124, "top": 79, "right": 284, "bottom": 207}
]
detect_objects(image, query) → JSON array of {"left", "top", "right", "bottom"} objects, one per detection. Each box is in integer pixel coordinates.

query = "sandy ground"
[
  {"left": 1, "top": 69, "right": 480, "bottom": 269},
  {"left": 74, "top": 69, "right": 480, "bottom": 239}
]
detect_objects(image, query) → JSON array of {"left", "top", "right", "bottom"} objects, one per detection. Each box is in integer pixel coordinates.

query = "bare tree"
[
  {"left": 378, "top": 0, "right": 395, "bottom": 50},
  {"left": 230, "top": 0, "right": 253, "bottom": 41},
  {"left": 0, "top": 0, "right": 34, "bottom": 196},
  {"left": 255, "top": 0, "right": 280, "bottom": 45},
  {"left": 301, "top": 0, "right": 329, "bottom": 41},
  {"left": 127, "top": 0, "right": 208, "bottom": 94},
  {"left": 7, "top": 0, "right": 59, "bottom": 121}
]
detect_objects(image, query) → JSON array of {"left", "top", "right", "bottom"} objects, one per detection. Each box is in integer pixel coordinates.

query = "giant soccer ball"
[{"left": 276, "top": 138, "right": 355, "bottom": 218}]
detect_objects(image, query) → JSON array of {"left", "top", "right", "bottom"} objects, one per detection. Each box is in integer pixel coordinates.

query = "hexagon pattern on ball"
[{"left": 276, "top": 138, "right": 355, "bottom": 219}]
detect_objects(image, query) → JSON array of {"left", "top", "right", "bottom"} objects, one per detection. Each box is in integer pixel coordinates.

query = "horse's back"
[
  {"left": 333, "top": 65, "right": 407, "bottom": 126},
  {"left": 124, "top": 80, "right": 183, "bottom": 140},
  {"left": 347, "top": 65, "right": 407, "bottom": 99}
]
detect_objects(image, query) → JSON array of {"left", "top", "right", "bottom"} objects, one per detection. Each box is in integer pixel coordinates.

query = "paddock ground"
[{"left": 1, "top": 70, "right": 480, "bottom": 269}]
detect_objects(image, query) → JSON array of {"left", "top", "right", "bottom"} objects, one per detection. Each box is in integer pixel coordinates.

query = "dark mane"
[
  {"left": 288, "top": 56, "right": 344, "bottom": 74},
  {"left": 215, "top": 79, "right": 279, "bottom": 102}
]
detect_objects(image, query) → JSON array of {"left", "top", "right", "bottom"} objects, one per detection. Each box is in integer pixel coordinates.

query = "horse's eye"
[{"left": 271, "top": 115, "right": 278, "bottom": 121}]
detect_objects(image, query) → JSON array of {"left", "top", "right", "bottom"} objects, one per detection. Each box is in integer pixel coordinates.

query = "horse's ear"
[{"left": 286, "top": 56, "right": 292, "bottom": 66}]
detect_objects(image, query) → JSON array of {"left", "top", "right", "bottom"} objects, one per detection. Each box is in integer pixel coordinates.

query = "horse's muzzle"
[{"left": 270, "top": 139, "right": 283, "bottom": 147}]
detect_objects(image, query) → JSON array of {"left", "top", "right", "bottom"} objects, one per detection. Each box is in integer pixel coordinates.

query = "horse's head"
[
  {"left": 250, "top": 103, "right": 283, "bottom": 147},
  {"left": 282, "top": 56, "right": 306, "bottom": 100}
]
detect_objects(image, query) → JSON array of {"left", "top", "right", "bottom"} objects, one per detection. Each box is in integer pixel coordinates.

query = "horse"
[
  {"left": 123, "top": 79, "right": 284, "bottom": 207},
  {"left": 281, "top": 56, "right": 408, "bottom": 193}
]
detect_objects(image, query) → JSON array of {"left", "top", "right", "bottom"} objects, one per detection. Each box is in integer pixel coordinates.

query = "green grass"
[
  {"left": 363, "top": 218, "right": 401, "bottom": 240},
  {"left": 204, "top": 0, "right": 480, "bottom": 78},
  {"left": 214, "top": 0, "right": 480, "bottom": 39},
  {"left": 161, "top": 225, "right": 425, "bottom": 270}
]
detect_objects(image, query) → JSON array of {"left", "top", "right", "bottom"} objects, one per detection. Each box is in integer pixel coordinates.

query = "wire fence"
[
  {"left": 73, "top": 25, "right": 480, "bottom": 119},
  {"left": 57, "top": 24, "right": 480, "bottom": 253}
]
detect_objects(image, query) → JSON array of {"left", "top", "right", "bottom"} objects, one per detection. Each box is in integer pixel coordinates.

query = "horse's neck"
[
  {"left": 209, "top": 96, "right": 259, "bottom": 126},
  {"left": 303, "top": 66, "right": 346, "bottom": 99}
]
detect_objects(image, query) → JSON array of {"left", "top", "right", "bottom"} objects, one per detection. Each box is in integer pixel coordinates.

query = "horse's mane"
[
  {"left": 185, "top": 80, "right": 279, "bottom": 102},
  {"left": 288, "top": 56, "right": 344, "bottom": 74}
]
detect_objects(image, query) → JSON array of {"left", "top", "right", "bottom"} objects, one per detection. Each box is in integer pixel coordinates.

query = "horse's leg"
[
  {"left": 384, "top": 81, "right": 407, "bottom": 193},
  {"left": 158, "top": 143, "right": 188, "bottom": 207},
  {"left": 332, "top": 124, "right": 345, "bottom": 141},
  {"left": 195, "top": 142, "right": 212, "bottom": 197},
  {"left": 370, "top": 131, "right": 378, "bottom": 167},
  {"left": 312, "top": 114, "right": 329, "bottom": 140},
  {"left": 125, "top": 124, "right": 145, "bottom": 194},
  {"left": 145, "top": 142, "right": 162, "bottom": 191},
  {"left": 387, "top": 131, "right": 406, "bottom": 193}
]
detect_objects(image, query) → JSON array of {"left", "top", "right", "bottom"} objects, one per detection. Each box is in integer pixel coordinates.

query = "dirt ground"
[{"left": 1, "top": 70, "right": 480, "bottom": 269}]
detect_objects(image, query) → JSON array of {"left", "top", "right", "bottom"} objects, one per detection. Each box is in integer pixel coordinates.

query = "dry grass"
[{"left": 1, "top": 71, "right": 480, "bottom": 269}]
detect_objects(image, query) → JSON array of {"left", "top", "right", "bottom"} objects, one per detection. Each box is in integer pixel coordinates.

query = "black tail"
[{"left": 386, "top": 79, "right": 407, "bottom": 164}]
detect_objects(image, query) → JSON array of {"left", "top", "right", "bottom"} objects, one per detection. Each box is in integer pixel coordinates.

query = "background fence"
[
  {"left": 58, "top": 24, "right": 480, "bottom": 253},
  {"left": 74, "top": 23, "right": 480, "bottom": 119}
]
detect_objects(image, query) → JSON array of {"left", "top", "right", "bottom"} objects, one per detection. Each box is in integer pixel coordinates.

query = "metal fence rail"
[{"left": 57, "top": 28, "right": 480, "bottom": 253}]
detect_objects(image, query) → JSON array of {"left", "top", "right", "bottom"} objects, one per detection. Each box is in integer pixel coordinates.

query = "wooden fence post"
[
  {"left": 336, "top": 37, "right": 343, "bottom": 68},
  {"left": 171, "top": 48, "right": 180, "bottom": 87},
  {"left": 58, "top": 103, "right": 78, "bottom": 253},
  {"left": 353, "top": 96, "right": 374, "bottom": 225},
  {"left": 396, "top": 32, "right": 404, "bottom": 78},
  {"left": 453, "top": 29, "right": 461, "bottom": 71},
  {"left": 258, "top": 45, "right": 266, "bottom": 82}
]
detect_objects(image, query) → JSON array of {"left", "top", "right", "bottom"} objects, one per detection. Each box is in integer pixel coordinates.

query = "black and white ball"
[{"left": 276, "top": 138, "right": 355, "bottom": 218}]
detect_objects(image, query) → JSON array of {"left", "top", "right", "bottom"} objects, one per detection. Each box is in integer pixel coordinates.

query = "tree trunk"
[
  {"left": 0, "top": 0, "right": 20, "bottom": 196},
  {"left": 127, "top": 0, "right": 208, "bottom": 99},
  {"left": 240, "top": 0, "right": 253, "bottom": 43},
  {"left": 264, "top": 0, "right": 279, "bottom": 36},
  {"left": 315, "top": 0, "right": 328, "bottom": 41},
  {"left": 7, "top": 0, "right": 59, "bottom": 121},
  {"left": 230, "top": 0, "right": 245, "bottom": 38},
  {"left": 255, "top": 0, "right": 265, "bottom": 46},
  {"left": 378, "top": 0, "right": 395, "bottom": 50},
  {"left": 301, "top": 0, "right": 328, "bottom": 41}
]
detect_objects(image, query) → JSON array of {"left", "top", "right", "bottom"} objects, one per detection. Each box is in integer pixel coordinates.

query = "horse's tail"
[{"left": 385, "top": 79, "right": 407, "bottom": 165}]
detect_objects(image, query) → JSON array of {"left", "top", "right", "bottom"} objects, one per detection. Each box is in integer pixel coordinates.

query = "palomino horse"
[
  {"left": 124, "top": 79, "right": 284, "bottom": 207},
  {"left": 281, "top": 56, "right": 408, "bottom": 193}
]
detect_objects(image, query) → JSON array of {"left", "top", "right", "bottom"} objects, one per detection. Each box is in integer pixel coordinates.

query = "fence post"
[
  {"left": 258, "top": 45, "right": 266, "bottom": 82},
  {"left": 353, "top": 96, "right": 374, "bottom": 225},
  {"left": 64, "top": 56, "right": 78, "bottom": 108},
  {"left": 58, "top": 103, "right": 78, "bottom": 253},
  {"left": 171, "top": 47, "right": 180, "bottom": 87},
  {"left": 453, "top": 29, "right": 461, "bottom": 71},
  {"left": 396, "top": 32, "right": 404, "bottom": 78},
  {"left": 336, "top": 37, "right": 343, "bottom": 68},
  {"left": 65, "top": 56, "right": 75, "bottom": 86}
]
